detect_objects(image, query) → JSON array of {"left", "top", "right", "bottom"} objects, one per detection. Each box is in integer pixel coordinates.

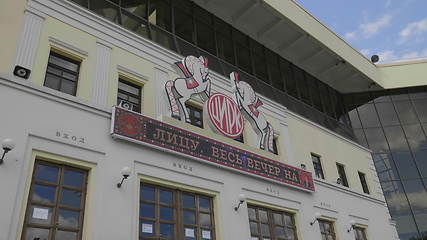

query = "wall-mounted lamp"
[
  {"left": 310, "top": 212, "right": 322, "bottom": 226},
  {"left": 300, "top": 164, "right": 306, "bottom": 170},
  {"left": 117, "top": 167, "right": 131, "bottom": 188},
  {"left": 234, "top": 194, "right": 246, "bottom": 211},
  {"left": 347, "top": 220, "right": 356, "bottom": 232},
  {"left": 336, "top": 178, "right": 342, "bottom": 185},
  {"left": 0, "top": 138, "right": 16, "bottom": 165}
]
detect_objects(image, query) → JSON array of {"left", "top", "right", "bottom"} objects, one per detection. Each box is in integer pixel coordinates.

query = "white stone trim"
[
  {"left": 91, "top": 42, "right": 111, "bottom": 106},
  {"left": 48, "top": 36, "right": 89, "bottom": 56},
  {"left": 117, "top": 65, "right": 150, "bottom": 83}
]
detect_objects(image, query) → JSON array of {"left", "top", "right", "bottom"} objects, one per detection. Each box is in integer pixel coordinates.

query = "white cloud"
[
  {"left": 385, "top": 0, "right": 392, "bottom": 7},
  {"left": 378, "top": 50, "right": 398, "bottom": 62},
  {"left": 344, "top": 31, "right": 357, "bottom": 40},
  {"left": 360, "top": 49, "right": 371, "bottom": 57},
  {"left": 360, "top": 14, "right": 392, "bottom": 38},
  {"left": 399, "top": 18, "right": 427, "bottom": 43}
]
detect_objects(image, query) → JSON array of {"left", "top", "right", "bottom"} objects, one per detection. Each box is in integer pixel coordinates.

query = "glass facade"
[
  {"left": 69, "top": 0, "right": 355, "bottom": 141},
  {"left": 345, "top": 86, "right": 427, "bottom": 240}
]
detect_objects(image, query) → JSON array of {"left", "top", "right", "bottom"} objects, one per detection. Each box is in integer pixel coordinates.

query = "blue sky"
[{"left": 295, "top": 0, "right": 427, "bottom": 63}]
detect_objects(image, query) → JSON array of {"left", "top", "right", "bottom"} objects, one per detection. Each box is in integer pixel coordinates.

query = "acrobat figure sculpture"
[
  {"left": 165, "top": 56, "right": 211, "bottom": 123},
  {"left": 231, "top": 72, "right": 275, "bottom": 153}
]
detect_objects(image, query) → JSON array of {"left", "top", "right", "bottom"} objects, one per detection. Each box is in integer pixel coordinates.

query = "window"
[
  {"left": 247, "top": 205, "right": 298, "bottom": 240},
  {"left": 22, "top": 160, "right": 87, "bottom": 240},
  {"left": 354, "top": 227, "right": 368, "bottom": 240},
  {"left": 358, "top": 172, "right": 370, "bottom": 194},
  {"left": 311, "top": 154, "right": 324, "bottom": 179},
  {"left": 117, "top": 79, "right": 142, "bottom": 113},
  {"left": 44, "top": 52, "right": 80, "bottom": 96},
  {"left": 272, "top": 138, "right": 279, "bottom": 155},
  {"left": 318, "top": 220, "right": 336, "bottom": 240},
  {"left": 185, "top": 104, "right": 203, "bottom": 128},
  {"left": 139, "top": 184, "right": 215, "bottom": 239},
  {"left": 336, "top": 163, "right": 349, "bottom": 187}
]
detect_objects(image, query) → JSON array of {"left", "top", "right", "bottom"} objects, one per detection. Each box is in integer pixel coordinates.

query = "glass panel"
[
  {"left": 364, "top": 128, "right": 389, "bottom": 152},
  {"left": 60, "top": 189, "right": 82, "bottom": 208},
  {"left": 151, "top": 25, "right": 176, "bottom": 50},
  {"left": 28, "top": 205, "right": 53, "bottom": 225},
  {"left": 414, "top": 212, "right": 427, "bottom": 233},
  {"left": 63, "top": 169, "right": 84, "bottom": 189},
  {"left": 295, "top": 67, "right": 309, "bottom": 103},
  {"left": 24, "top": 227, "right": 50, "bottom": 240},
  {"left": 381, "top": 181, "right": 412, "bottom": 216},
  {"left": 273, "top": 213, "right": 283, "bottom": 225},
  {"left": 199, "top": 213, "right": 211, "bottom": 226},
  {"left": 392, "top": 151, "right": 419, "bottom": 180},
  {"left": 44, "top": 74, "right": 61, "bottom": 90},
  {"left": 202, "top": 229, "right": 211, "bottom": 240},
  {"left": 348, "top": 108, "right": 362, "bottom": 129},
  {"left": 160, "top": 206, "right": 174, "bottom": 221},
  {"left": 62, "top": 72, "right": 77, "bottom": 81},
  {"left": 394, "top": 101, "right": 419, "bottom": 124},
  {"left": 353, "top": 129, "right": 368, "bottom": 148},
  {"left": 196, "top": 21, "right": 215, "bottom": 54},
  {"left": 35, "top": 165, "right": 59, "bottom": 183},
  {"left": 401, "top": 179, "right": 427, "bottom": 211},
  {"left": 55, "top": 231, "right": 77, "bottom": 240},
  {"left": 248, "top": 208, "right": 256, "bottom": 220},
  {"left": 141, "top": 185, "right": 155, "bottom": 201},
  {"left": 183, "top": 210, "right": 196, "bottom": 224},
  {"left": 160, "top": 223, "right": 174, "bottom": 238},
  {"left": 357, "top": 104, "right": 381, "bottom": 128},
  {"left": 174, "top": 9, "right": 194, "bottom": 43},
  {"left": 393, "top": 213, "right": 419, "bottom": 239},
  {"left": 149, "top": 0, "right": 171, "bottom": 30},
  {"left": 215, "top": 18, "right": 234, "bottom": 64},
  {"left": 141, "top": 221, "right": 155, "bottom": 236},
  {"left": 90, "top": 0, "right": 120, "bottom": 23},
  {"left": 250, "top": 221, "right": 258, "bottom": 234},
  {"left": 373, "top": 153, "right": 399, "bottom": 181},
  {"left": 259, "top": 210, "right": 268, "bottom": 223},
  {"left": 287, "top": 228, "right": 296, "bottom": 240},
  {"left": 275, "top": 227, "right": 285, "bottom": 238},
  {"left": 49, "top": 55, "right": 79, "bottom": 72},
  {"left": 252, "top": 41, "right": 268, "bottom": 82},
  {"left": 184, "top": 227, "right": 196, "bottom": 240},
  {"left": 160, "top": 189, "right": 173, "bottom": 204},
  {"left": 413, "top": 150, "right": 427, "bottom": 177},
  {"left": 140, "top": 203, "right": 155, "bottom": 218},
  {"left": 32, "top": 184, "right": 56, "bottom": 204},
  {"left": 182, "top": 194, "right": 195, "bottom": 208},
  {"left": 375, "top": 102, "right": 400, "bottom": 126},
  {"left": 121, "top": 11, "right": 149, "bottom": 38},
  {"left": 383, "top": 126, "right": 409, "bottom": 151},
  {"left": 413, "top": 99, "right": 427, "bottom": 122},
  {"left": 60, "top": 79, "right": 76, "bottom": 95},
  {"left": 58, "top": 209, "right": 80, "bottom": 228},
  {"left": 121, "top": 0, "right": 147, "bottom": 19},
  {"left": 402, "top": 124, "right": 427, "bottom": 150},
  {"left": 234, "top": 30, "right": 251, "bottom": 73},
  {"left": 284, "top": 214, "right": 293, "bottom": 225},
  {"left": 261, "top": 223, "right": 270, "bottom": 236},
  {"left": 199, "top": 197, "right": 210, "bottom": 211}
]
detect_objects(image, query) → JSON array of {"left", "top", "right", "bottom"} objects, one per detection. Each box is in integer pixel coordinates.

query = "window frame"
[
  {"left": 358, "top": 171, "right": 370, "bottom": 194},
  {"left": 247, "top": 205, "right": 298, "bottom": 240},
  {"left": 139, "top": 183, "right": 216, "bottom": 240},
  {"left": 318, "top": 219, "right": 336, "bottom": 240},
  {"left": 311, "top": 153, "right": 325, "bottom": 179},
  {"left": 354, "top": 226, "right": 368, "bottom": 240},
  {"left": 185, "top": 103, "right": 204, "bottom": 128},
  {"left": 44, "top": 51, "right": 81, "bottom": 96},
  {"left": 336, "top": 163, "right": 349, "bottom": 187},
  {"left": 117, "top": 78, "right": 143, "bottom": 113},
  {"left": 21, "top": 160, "right": 88, "bottom": 240}
]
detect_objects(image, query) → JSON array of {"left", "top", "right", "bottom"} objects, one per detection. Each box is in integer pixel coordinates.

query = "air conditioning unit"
[{"left": 118, "top": 100, "right": 134, "bottom": 111}]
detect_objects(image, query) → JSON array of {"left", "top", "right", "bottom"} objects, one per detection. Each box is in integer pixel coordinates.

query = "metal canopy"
[{"left": 196, "top": 0, "right": 383, "bottom": 93}]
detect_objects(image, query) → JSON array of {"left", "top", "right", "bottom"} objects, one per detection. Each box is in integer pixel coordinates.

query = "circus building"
[{"left": 2, "top": 0, "right": 427, "bottom": 239}]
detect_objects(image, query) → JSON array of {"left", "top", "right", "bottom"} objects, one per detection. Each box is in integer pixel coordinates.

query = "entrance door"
[{"left": 22, "top": 160, "right": 87, "bottom": 240}]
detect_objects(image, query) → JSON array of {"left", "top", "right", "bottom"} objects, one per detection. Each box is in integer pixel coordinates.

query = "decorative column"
[
  {"left": 13, "top": 8, "right": 45, "bottom": 78},
  {"left": 92, "top": 41, "right": 112, "bottom": 106},
  {"left": 154, "top": 66, "right": 170, "bottom": 119}
]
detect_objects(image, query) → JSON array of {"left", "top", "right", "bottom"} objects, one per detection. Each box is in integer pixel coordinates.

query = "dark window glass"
[
  {"left": 383, "top": 126, "right": 409, "bottom": 151},
  {"left": 409, "top": 87, "right": 427, "bottom": 99},
  {"left": 358, "top": 172, "right": 370, "bottom": 194},
  {"left": 353, "top": 129, "right": 368, "bottom": 148},
  {"left": 311, "top": 154, "right": 324, "bottom": 179},
  {"left": 357, "top": 104, "right": 381, "bottom": 128},
  {"left": 348, "top": 108, "right": 362, "bottom": 129},
  {"left": 247, "top": 205, "right": 298, "bottom": 240},
  {"left": 44, "top": 52, "right": 80, "bottom": 96},
  {"left": 89, "top": 0, "right": 120, "bottom": 23},
  {"left": 294, "top": 67, "right": 309, "bottom": 104},
  {"left": 318, "top": 220, "right": 336, "bottom": 240},
  {"left": 251, "top": 41, "right": 268, "bottom": 83},
  {"left": 372, "top": 153, "right": 399, "bottom": 181},
  {"left": 336, "top": 163, "right": 349, "bottom": 187},
  {"left": 266, "top": 50, "right": 283, "bottom": 92},
  {"left": 214, "top": 18, "right": 234, "bottom": 64},
  {"left": 23, "top": 161, "right": 87, "bottom": 240},
  {"left": 390, "top": 89, "right": 410, "bottom": 101},
  {"left": 121, "top": 10, "right": 149, "bottom": 38},
  {"left": 174, "top": 2, "right": 194, "bottom": 43},
  {"left": 194, "top": 5, "right": 215, "bottom": 55},
  {"left": 414, "top": 213, "right": 427, "bottom": 234},
  {"left": 413, "top": 99, "right": 427, "bottom": 123},
  {"left": 233, "top": 30, "right": 252, "bottom": 74},
  {"left": 391, "top": 152, "right": 419, "bottom": 179},
  {"left": 281, "top": 60, "right": 296, "bottom": 98},
  {"left": 402, "top": 124, "right": 427, "bottom": 150},
  {"left": 364, "top": 128, "right": 388, "bottom": 152},
  {"left": 272, "top": 138, "right": 278, "bottom": 155},
  {"left": 307, "top": 75, "right": 322, "bottom": 111},
  {"left": 139, "top": 184, "right": 215, "bottom": 239},
  {"left": 394, "top": 101, "right": 419, "bottom": 124},
  {"left": 148, "top": 0, "right": 171, "bottom": 30},
  {"left": 117, "top": 79, "right": 142, "bottom": 113},
  {"left": 413, "top": 150, "right": 427, "bottom": 177},
  {"left": 185, "top": 104, "right": 203, "bottom": 128},
  {"left": 70, "top": 0, "right": 88, "bottom": 7},
  {"left": 121, "top": 0, "right": 147, "bottom": 19},
  {"left": 375, "top": 102, "right": 399, "bottom": 126},
  {"left": 401, "top": 179, "right": 427, "bottom": 211},
  {"left": 381, "top": 180, "right": 412, "bottom": 216}
]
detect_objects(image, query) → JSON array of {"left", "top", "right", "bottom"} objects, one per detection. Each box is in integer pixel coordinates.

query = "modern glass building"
[{"left": 345, "top": 87, "right": 427, "bottom": 240}]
